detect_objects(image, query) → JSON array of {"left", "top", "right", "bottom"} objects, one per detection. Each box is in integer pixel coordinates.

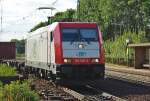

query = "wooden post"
[{"left": 134, "top": 47, "right": 146, "bottom": 69}]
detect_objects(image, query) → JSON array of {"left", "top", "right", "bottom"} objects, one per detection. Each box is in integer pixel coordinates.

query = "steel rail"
[{"left": 106, "top": 69, "right": 150, "bottom": 87}]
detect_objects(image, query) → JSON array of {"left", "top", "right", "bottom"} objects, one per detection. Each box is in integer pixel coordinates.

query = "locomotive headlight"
[
  {"left": 64, "top": 59, "right": 68, "bottom": 63},
  {"left": 78, "top": 44, "right": 84, "bottom": 49},
  {"left": 95, "top": 59, "right": 99, "bottom": 63},
  {"left": 92, "top": 59, "right": 99, "bottom": 63},
  {"left": 64, "top": 59, "right": 71, "bottom": 63}
]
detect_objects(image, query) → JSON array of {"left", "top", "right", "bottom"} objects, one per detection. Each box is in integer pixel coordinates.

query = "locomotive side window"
[{"left": 50, "top": 32, "right": 53, "bottom": 42}]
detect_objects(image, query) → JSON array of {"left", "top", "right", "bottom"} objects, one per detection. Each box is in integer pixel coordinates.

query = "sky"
[{"left": 0, "top": 0, "right": 77, "bottom": 41}]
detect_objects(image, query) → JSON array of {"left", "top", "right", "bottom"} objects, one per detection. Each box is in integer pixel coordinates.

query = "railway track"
[
  {"left": 30, "top": 78, "right": 78, "bottom": 101},
  {"left": 0, "top": 61, "right": 124, "bottom": 101},
  {"left": 89, "top": 78, "right": 150, "bottom": 101},
  {"left": 69, "top": 85, "right": 126, "bottom": 101},
  {"left": 29, "top": 75, "right": 125, "bottom": 101},
  {"left": 86, "top": 85, "right": 126, "bottom": 101},
  {"left": 2, "top": 61, "right": 150, "bottom": 101},
  {"left": 32, "top": 67, "right": 150, "bottom": 101},
  {"left": 106, "top": 67, "right": 150, "bottom": 87}
]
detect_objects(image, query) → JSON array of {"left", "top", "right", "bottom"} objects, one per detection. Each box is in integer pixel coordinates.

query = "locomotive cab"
[{"left": 53, "top": 22, "right": 105, "bottom": 83}]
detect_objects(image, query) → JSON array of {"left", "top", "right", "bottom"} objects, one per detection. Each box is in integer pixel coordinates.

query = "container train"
[{"left": 25, "top": 22, "right": 105, "bottom": 84}]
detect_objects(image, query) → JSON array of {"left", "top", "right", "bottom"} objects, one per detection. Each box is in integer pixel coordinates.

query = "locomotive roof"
[
  {"left": 27, "top": 22, "right": 97, "bottom": 37},
  {"left": 59, "top": 22, "right": 97, "bottom": 24},
  {"left": 27, "top": 22, "right": 58, "bottom": 37}
]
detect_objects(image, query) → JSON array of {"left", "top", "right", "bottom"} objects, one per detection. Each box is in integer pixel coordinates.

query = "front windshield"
[
  {"left": 62, "top": 29, "right": 79, "bottom": 41},
  {"left": 62, "top": 28, "right": 98, "bottom": 42},
  {"left": 80, "top": 29, "right": 98, "bottom": 41}
]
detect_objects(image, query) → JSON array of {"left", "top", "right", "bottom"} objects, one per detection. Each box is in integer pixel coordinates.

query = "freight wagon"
[
  {"left": 0, "top": 42, "right": 16, "bottom": 60},
  {"left": 25, "top": 22, "right": 105, "bottom": 84}
]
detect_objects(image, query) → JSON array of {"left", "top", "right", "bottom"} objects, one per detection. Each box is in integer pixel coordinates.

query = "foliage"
[
  {"left": 0, "top": 81, "right": 39, "bottom": 101},
  {"left": 30, "top": 21, "right": 48, "bottom": 32},
  {"left": 29, "top": 0, "right": 150, "bottom": 40},
  {"left": 16, "top": 54, "right": 25, "bottom": 60},
  {"left": 11, "top": 39, "right": 25, "bottom": 54},
  {"left": 30, "top": 9, "right": 76, "bottom": 32},
  {"left": 0, "top": 82, "right": 3, "bottom": 100},
  {"left": 79, "top": 0, "right": 101, "bottom": 22},
  {"left": 104, "top": 31, "right": 147, "bottom": 62},
  {"left": 0, "top": 64, "right": 17, "bottom": 76},
  {"left": 79, "top": 0, "right": 150, "bottom": 39}
]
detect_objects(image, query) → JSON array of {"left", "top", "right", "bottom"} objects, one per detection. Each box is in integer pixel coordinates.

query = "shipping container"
[{"left": 0, "top": 42, "right": 16, "bottom": 59}]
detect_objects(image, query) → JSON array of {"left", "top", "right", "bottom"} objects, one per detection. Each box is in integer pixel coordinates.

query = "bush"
[
  {"left": 0, "top": 82, "right": 4, "bottom": 100},
  {"left": 0, "top": 64, "right": 17, "bottom": 76},
  {"left": 0, "top": 81, "right": 39, "bottom": 101},
  {"left": 104, "top": 31, "right": 148, "bottom": 64},
  {"left": 16, "top": 54, "right": 25, "bottom": 60}
]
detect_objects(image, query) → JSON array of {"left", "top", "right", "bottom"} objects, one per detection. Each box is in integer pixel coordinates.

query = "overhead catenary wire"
[
  {"left": 1, "top": 0, "right": 59, "bottom": 33},
  {"left": 51, "top": 0, "right": 58, "bottom": 5},
  {"left": 14, "top": 0, "right": 59, "bottom": 22},
  {"left": 2, "top": 9, "right": 54, "bottom": 33},
  {"left": 0, "top": 0, "right": 3, "bottom": 32}
]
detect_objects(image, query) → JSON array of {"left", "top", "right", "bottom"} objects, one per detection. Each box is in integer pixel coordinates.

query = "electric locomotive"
[{"left": 25, "top": 22, "right": 105, "bottom": 84}]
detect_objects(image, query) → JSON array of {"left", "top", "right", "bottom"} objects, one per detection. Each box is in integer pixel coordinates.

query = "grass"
[
  {"left": 0, "top": 64, "right": 39, "bottom": 101},
  {"left": 0, "top": 80, "right": 39, "bottom": 101},
  {"left": 104, "top": 31, "right": 148, "bottom": 64},
  {"left": 16, "top": 54, "right": 25, "bottom": 60},
  {"left": 0, "top": 64, "right": 17, "bottom": 76}
]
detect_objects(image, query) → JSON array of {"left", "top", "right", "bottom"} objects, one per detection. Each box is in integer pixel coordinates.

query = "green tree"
[
  {"left": 30, "top": 9, "right": 76, "bottom": 32},
  {"left": 11, "top": 39, "right": 25, "bottom": 54},
  {"left": 79, "top": 0, "right": 150, "bottom": 39},
  {"left": 30, "top": 22, "right": 48, "bottom": 32},
  {"left": 30, "top": 0, "right": 150, "bottom": 40}
]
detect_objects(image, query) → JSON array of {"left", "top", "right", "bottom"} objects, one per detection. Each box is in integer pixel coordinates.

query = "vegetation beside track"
[
  {"left": 16, "top": 54, "right": 25, "bottom": 60},
  {"left": 0, "top": 64, "right": 17, "bottom": 76},
  {"left": 104, "top": 31, "right": 148, "bottom": 65},
  {"left": 0, "top": 80, "right": 39, "bottom": 101},
  {"left": 0, "top": 64, "right": 39, "bottom": 101},
  {"left": 11, "top": 39, "right": 25, "bottom": 55}
]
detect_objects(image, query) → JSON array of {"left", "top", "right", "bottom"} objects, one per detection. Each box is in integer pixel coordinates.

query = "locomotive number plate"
[
  {"left": 74, "top": 59, "right": 90, "bottom": 62},
  {"left": 76, "top": 52, "right": 86, "bottom": 57}
]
